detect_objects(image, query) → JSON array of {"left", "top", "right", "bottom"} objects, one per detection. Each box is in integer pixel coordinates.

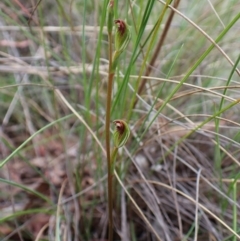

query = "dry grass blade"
[
  {"left": 1, "top": 0, "right": 239, "bottom": 240},
  {"left": 158, "top": 0, "right": 240, "bottom": 76},
  {"left": 34, "top": 223, "right": 49, "bottom": 241},
  {"left": 114, "top": 170, "right": 163, "bottom": 241},
  {"left": 146, "top": 180, "right": 240, "bottom": 239},
  {"left": 194, "top": 169, "right": 201, "bottom": 241}
]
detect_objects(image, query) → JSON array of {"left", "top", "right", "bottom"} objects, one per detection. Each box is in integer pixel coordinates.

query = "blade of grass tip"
[
  {"left": 139, "top": 12, "right": 240, "bottom": 141},
  {"left": 0, "top": 114, "right": 73, "bottom": 168},
  {"left": 0, "top": 178, "right": 52, "bottom": 204},
  {"left": 0, "top": 208, "right": 52, "bottom": 223}
]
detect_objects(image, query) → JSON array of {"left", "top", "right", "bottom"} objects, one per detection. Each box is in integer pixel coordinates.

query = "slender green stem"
[
  {"left": 106, "top": 30, "right": 114, "bottom": 241},
  {"left": 214, "top": 54, "right": 240, "bottom": 167}
]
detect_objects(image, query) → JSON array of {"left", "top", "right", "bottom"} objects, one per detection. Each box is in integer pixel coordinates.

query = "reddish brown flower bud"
[
  {"left": 114, "top": 19, "right": 126, "bottom": 36},
  {"left": 113, "top": 120, "right": 130, "bottom": 148}
]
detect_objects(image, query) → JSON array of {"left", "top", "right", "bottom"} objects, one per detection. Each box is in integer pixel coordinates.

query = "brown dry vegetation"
[{"left": 0, "top": 0, "right": 240, "bottom": 241}]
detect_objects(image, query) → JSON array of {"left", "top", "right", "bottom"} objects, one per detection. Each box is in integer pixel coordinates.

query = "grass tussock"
[{"left": 0, "top": 0, "right": 240, "bottom": 240}]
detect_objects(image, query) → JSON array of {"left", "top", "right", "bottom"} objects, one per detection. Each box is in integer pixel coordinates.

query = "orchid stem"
[{"left": 106, "top": 29, "right": 114, "bottom": 241}]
